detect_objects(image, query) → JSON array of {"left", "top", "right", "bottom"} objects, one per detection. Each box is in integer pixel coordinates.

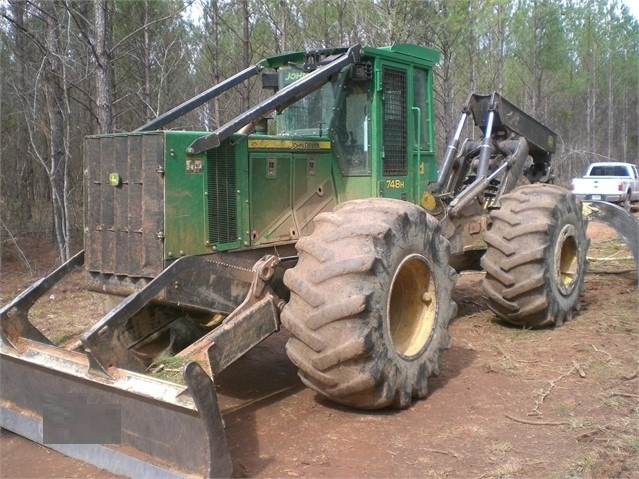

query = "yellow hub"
[
  {"left": 555, "top": 225, "right": 579, "bottom": 294},
  {"left": 388, "top": 255, "right": 437, "bottom": 358}
]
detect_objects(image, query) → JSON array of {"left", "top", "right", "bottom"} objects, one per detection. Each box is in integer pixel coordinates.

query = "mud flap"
[
  {"left": 0, "top": 339, "right": 232, "bottom": 478},
  {"left": 583, "top": 200, "right": 639, "bottom": 285}
]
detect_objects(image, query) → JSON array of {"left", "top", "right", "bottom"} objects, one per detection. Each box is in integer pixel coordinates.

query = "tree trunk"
[
  {"left": 496, "top": 2, "right": 505, "bottom": 94},
  {"left": 43, "top": 1, "right": 70, "bottom": 261},
  {"left": 94, "top": 0, "right": 113, "bottom": 134},
  {"left": 143, "top": 0, "right": 152, "bottom": 122},
  {"left": 10, "top": 0, "right": 33, "bottom": 227},
  {"left": 279, "top": 0, "right": 287, "bottom": 51},
  {"left": 212, "top": 0, "right": 221, "bottom": 128},
  {"left": 441, "top": 44, "right": 454, "bottom": 145},
  {"left": 607, "top": 49, "right": 613, "bottom": 160},
  {"left": 242, "top": 0, "right": 251, "bottom": 111}
]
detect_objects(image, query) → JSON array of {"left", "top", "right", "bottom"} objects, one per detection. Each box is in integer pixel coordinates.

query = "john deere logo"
[{"left": 108, "top": 173, "right": 121, "bottom": 187}]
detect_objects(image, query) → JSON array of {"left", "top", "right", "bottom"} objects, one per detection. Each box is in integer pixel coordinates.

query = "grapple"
[
  {"left": 0, "top": 252, "right": 232, "bottom": 478},
  {"left": 0, "top": 250, "right": 286, "bottom": 478}
]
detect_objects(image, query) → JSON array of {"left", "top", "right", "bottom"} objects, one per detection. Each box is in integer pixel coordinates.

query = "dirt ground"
[{"left": 1, "top": 214, "right": 638, "bottom": 479}]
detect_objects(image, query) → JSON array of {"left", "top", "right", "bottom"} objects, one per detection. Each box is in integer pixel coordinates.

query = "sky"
[{"left": 622, "top": 0, "right": 639, "bottom": 20}]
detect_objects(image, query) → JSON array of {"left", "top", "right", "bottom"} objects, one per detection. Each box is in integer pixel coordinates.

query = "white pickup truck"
[{"left": 572, "top": 162, "right": 639, "bottom": 210}]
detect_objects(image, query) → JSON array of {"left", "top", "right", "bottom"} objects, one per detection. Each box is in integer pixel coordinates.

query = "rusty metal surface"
[
  {"left": 1, "top": 251, "right": 84, "bottom": 348},
  {"left": 81, "top": 255, "right": 257, "bottom": 376},
  {"left": 0, "top": 338, "right": 231, "bottom": 478},
  {"left": 177, "top": 255, "right": 282, "bottom": 376},
  {"left": 85, "top": 134, "right": 165, "bottom": 280},
  {"left": 0, "top": 243, "right": 280, "bottom": 478},
  {"left": 165, "top": 254, "right": 254, "bottom": 313},
  {"left": 469, "top": 92, "right": 557, "bottom": 158}
]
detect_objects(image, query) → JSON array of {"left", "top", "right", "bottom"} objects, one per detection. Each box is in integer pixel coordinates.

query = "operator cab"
[{"left": 275, "top": 62, "right": 372, "bottom": 176}]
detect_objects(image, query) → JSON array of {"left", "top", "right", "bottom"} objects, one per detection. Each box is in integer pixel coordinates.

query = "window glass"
[
  {"left": 413, "top": 69, "right": 429, "bottom": 149},
  {"left": 276, "top": 67, "right": 339, "bottom": 136},
  {"left": 331, "top": 80, "right": 371, "bottom": 175}
]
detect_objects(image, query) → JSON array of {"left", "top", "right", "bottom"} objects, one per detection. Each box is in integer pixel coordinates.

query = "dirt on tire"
[
  {"left": 282, "top": 198, "right": 457, "bottom": 409},
  {"left": 482, "top": 184, "right": 589, "bottom": 327},
  {"left": 1, "top": 211, "right": 638, "bottom": 479}
]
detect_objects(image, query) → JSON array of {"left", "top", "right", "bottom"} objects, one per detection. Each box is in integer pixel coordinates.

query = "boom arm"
[
  {"left": 135, "top": 64, "right": 264, "bottom": 132},
  {"left": 187, "top": 44, "right": 362, "bottom": 154},
  {"left": 432, "top": 92, "right": 557, "bottom": 214}
]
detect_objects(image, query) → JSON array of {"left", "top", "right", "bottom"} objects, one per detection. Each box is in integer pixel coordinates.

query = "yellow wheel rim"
[
  {"left": 388, "top": 254, "right": 437, "bottom": 358},
  {"left": 555, "top": 225, "right": 579, "bottom": 294}
]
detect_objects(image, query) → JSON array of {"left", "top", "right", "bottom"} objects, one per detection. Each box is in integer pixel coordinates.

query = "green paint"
[
  {"left": 92, "top": 44, "right": 442, "bottom": 263},
  {"left": 163, "top": 131, "right": 210, "bottom": 258}
]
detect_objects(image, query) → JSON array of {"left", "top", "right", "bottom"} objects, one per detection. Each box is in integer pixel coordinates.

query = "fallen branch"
[
  {"left": 573, "top": 360, "right": 586, "bottom": 378},
  {"left": 574, "top": 429, "right": 601, "bottom": 441},
  {"left": 574, "top": 422, "right": 614, "bottom": 442},
  {"left": 591, "top": 345, "right": 612, "bottom": 361},
  {"left": 505, "top": 414, "right": 567, "bottom": 426},
  {"left": 530, "top": 364, "right": 577, "bottom": 416},
  {"left": 587, "top": 256, "right": 634, "bottom": 262},
  {"left": 610, "top": 392, "right": 639, "bottom": 399},
  {"left": 587, "top": 269, "right": 637, "bottom": 274},
  {"left": 423, "top": 448, "right": 461, "bottom": 458}
]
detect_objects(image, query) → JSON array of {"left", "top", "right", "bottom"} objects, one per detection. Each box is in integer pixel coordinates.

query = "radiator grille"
[
  {"left": 382, "top": 67, "right": 407, "bottom": 176},
  {"left": 207, "top": 142, "right": 238, "bottom": 245}
]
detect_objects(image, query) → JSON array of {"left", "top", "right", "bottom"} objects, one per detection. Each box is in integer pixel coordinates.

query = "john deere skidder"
[{"left": 2, "top": 43, "right": 637, "bottom": 478}]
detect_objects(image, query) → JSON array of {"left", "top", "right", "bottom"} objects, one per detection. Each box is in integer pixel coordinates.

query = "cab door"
[
  {"left": 377, "top": 62, "right": 437, "bottom": 203},
  {"left": 378, "top": 63, "right": 415, "bottom": 202},
  {"left": 412, "top": 67, "right": 437, "bottom": 201}
]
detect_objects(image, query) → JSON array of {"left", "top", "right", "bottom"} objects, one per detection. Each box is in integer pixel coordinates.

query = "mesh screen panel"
[
  {"left": 207, "top": 142, "right": 238, "bottom": 244},
  {"left": 382, "top": 67, "right": 407, "bottom": 176}
]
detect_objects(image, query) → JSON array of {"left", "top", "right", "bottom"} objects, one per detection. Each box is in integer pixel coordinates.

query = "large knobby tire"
[
  {"left": 281, "top": 198, "right": 457, "bottom": 410},
  {"left": 481, "top": 184, "right": 589, "bottom": 328}
]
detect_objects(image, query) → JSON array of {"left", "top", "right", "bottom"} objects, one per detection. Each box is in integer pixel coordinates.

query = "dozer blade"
[
  {"left": 0, "top": 337, "right": 232, "bottom": 478},
  {"left": 583, "top": 200, "right": 639, "bottom": 285},
  {"left": 1, "top": 247, "right": 287, "bottom": 477}
]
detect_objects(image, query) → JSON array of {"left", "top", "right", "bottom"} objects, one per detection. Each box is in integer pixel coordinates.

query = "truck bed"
[{"left": 571, "top": 162, "right": 639, "bottom": 207}]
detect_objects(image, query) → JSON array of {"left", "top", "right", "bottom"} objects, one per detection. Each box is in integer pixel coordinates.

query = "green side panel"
[
  {"left": 333, "top": 172, "right": 374, "bottom": 203},
  {"left": 420, "top": 152, "right": 438, "bottom": 185},
  {"left": 292, "top": 152, "right": 336, "bottom": 237},
  {"left": 248, "top": 139, "right": 338, "bottom": 244},
  {"left": 369, "top": 54, "right": 439, "bottom": 205},
  {"left": 249, "top": 152, "right": 294, "bottom": 244},
  {"left": 164, "top": 131, "right": 211, "bottom": 259},
  {"left": 413, "top": 66, "right": 438, "bottom": 200},
  {"left": 234, "top": 140, "right": 250, "bottom": 249},
  {"left": 164, "top": 131, "right": 247, "bottom": 257}
]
